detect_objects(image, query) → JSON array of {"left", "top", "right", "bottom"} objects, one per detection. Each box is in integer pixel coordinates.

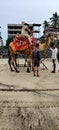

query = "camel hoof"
[
  {"left": 24, "top": 64, "right": 26, "bottom": 67},
  {"left": 16, "top": 70, "right": 20, "bottom": 73},
  {"left": 11, "top": 69, "right": 14, "bottom": 72},
  {"left": 16, "top": 64, "right": 19, "bottom": 67},
  {"left": 27, "top": 68, "right": 30, "bottom": 73}
]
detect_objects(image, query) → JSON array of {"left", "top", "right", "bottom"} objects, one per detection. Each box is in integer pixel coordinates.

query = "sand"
[{"left": 0, "top": 58, "right": 59, "bottom": 130}]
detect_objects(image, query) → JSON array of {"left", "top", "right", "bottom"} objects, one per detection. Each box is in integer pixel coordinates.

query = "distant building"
[
  {"left": 44, "top": 26, "right": 59, "bottom": 39},
  {"left": 7, "top": 22, "right": 41, "bottom": 39}
]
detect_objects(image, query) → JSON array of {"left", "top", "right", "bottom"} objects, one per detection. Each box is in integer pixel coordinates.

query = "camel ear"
[{"left": 51, "top": 32, "right": 57, "bottom": 37}]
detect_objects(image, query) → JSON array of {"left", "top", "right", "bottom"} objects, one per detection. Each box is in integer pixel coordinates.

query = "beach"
[{"left": 0, "top": 58, "right": 59, "bottom": 130}]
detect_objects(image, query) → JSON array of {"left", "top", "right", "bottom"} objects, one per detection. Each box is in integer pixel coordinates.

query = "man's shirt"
[{"left": 50, "top": 47, "right": 57, "bottom": 60}]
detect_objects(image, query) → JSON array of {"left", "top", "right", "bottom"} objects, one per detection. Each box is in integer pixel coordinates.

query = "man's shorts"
[{"left": 34, "top": 60, "right": 39, "bottom": 67}]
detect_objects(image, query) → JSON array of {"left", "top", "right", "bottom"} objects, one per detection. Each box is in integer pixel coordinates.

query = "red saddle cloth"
[
  {"left": 10, "top": 35, "right": 36, "bottom": 52},
  {"left": 10, "top": 36, "right": 29, "bottom": 52},
  {"left": 13, "top": 35, "right": 28, "bottom": 43}
]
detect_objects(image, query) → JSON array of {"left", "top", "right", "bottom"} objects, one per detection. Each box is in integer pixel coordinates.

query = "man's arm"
[{"left": 37, "top": 51, "right": 41, "bottom": 61}]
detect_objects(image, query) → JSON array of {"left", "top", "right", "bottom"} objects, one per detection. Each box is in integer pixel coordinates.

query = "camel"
[{"left": 8, "top": 33, "right": 55, "bottom": 72}]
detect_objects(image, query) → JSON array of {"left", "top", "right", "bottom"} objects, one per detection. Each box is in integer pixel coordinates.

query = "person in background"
[
  {"left": 32, "top": 43, "right": 41, "bottom": 77},
  {"left": 50, "top": 44, "right": 57, "bottom": 73},
  {"left": 21, "top": 23, "right": 32, "bottom": 45}
]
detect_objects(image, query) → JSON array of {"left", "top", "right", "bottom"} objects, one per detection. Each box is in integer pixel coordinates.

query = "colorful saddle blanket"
[
  {"left": 10, "top": 41, "right": 29, "bottom": 52},
  {"left": 9, "top": 35, "right": 35, "bottom": 52}
]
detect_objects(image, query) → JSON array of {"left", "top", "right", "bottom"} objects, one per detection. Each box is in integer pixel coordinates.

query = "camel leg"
[
  {"left": 8, "top": 47, "right": 15, "bottom": 71},
  {"left": 27, "top": 59, "right": 31, "bottom": 72},
  {"left": 24, "top": 57, "right": 27, "bottom": 67},
  {"left": 8, "top": 46, "right": 19, "bottom": 72},
  {"left": 8, "top": 56, "right": 14, "bottom": 72},
  {"left": 32, "top": 59, "right": 34, "bottom": 71},
  {"left": 15, "top": 54, "right": 19, "bottom": 67},
  {"left": 11, "top": 56, "right": 20, "bottom": 73}
]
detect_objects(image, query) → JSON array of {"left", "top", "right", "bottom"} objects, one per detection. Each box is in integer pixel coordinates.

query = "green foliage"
[
  {"left": 6, "top": 36, "right": 13, "bottom": 46},
  {"left": 43, "top": 12, "right": 59, "bottom": 29},
  {"left": 50, "top": 40, "right": 59, "bottom": 47},
  {"left": 43, "top": 20, "right": 49, "bottom": 30},
  {"left": 57, "top": 40, "right": 59, "bottom": 47},
  {"left": 50, "top": 12, "right": 59, "bottom": 28},
  {"left": 50, "top": 40, "right": 54, "bottom": 47}
]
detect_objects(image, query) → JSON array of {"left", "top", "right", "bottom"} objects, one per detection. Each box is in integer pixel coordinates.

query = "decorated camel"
[{"left": 8, "top": 33, "right": 55, "bottom": 72}]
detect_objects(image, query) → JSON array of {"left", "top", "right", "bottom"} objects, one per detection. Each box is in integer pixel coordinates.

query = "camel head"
[{"left": 46, "top": 32, "right": 57, "bottom": 40}]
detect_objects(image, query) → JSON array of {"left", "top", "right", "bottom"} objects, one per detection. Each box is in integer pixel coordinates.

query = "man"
[
  {"left": 21, "top": 23, "right": 32, "bottom": 45},
  {"left": 50, "top": 44, "right": 57, "bottom": 73},
  {"left": 32, "top": 43, "right": 41, "bottom": 77}
]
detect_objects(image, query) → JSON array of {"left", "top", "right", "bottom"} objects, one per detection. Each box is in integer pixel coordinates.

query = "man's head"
[
  {"left": 24, "top": 23, "right": 29, "bottom": 28},
  {"left": 53, "top": 44, "right": 57, "bottom": 49},
  {"left": 36, "top": 43, "right": 39, "bottom": 48}
]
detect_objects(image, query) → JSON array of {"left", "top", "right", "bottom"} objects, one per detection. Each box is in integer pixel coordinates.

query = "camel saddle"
[{"left": 9, "top": 35, "right": 35, "bottom": 52}]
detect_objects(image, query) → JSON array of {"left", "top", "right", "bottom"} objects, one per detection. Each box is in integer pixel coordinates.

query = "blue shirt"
[{"left": 32, "top": 48, "right": 40, "bottom": 61}]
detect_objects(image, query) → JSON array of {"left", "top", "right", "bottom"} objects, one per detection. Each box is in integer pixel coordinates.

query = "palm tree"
[
  {"left": 50, "top": 12, "right": 59, "bottom": 28},
  {"left": 43, "top": 20, "right": 49, "bottom": 29},
  {"left": 43, "top": 20, "right": 49, "bottom": 35}
]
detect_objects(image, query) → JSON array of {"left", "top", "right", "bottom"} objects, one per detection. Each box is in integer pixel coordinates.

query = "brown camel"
[{"left": 8, "top": 33, "right": 55, "bottom": 72}]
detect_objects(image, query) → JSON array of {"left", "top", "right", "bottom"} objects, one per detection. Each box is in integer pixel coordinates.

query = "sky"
[{"left": 0, "top": 0, "right": 59, "bottom": 45}]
